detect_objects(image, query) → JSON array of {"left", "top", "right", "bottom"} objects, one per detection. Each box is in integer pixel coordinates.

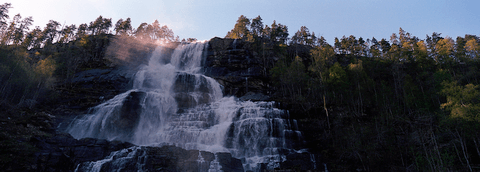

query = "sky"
[{"left": 7, "top": 0, "right": 480, "bottom": 44}]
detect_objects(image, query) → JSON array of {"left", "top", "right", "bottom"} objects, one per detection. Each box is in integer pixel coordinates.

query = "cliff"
[{"left": 1, "top": 38, "right": 324, "bottom": 172}]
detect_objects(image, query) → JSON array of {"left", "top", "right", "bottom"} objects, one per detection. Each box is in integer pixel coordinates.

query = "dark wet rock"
[
  {"left": 173, "top": 73, "right": 216, "bottom": 109},
  {"left": 279, "top": 152, "right": 322, "bottom": 171},
  {"left": 216, "top": 152, "right": 244, "bottom": 172},
  {"left": 117, "top": 91, "right": 145, "bottom": 132},
  {"left": 31, "top": 132, "right": 246, "bottom": 172},
  {"left": 30, "top": 133, "right": 135, "bottom": 172},
  {"left": 204, "top": 37, "right": 272, "bottom": 98},
  {"left": 239, "top": 91, "right": 271, "bottom": 101},
  {"left": 53, "top": 67, "right": 137, "bottom": 113},
  {"left": 173, "top": 73, "right": 210, "bottom": 93},
  {"left": 174, "top": 92, "right": 211, "bottom": 109}
]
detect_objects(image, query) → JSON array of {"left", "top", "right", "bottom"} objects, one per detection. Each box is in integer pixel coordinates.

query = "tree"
[
  {"left": 327, "top": 62, "right": 349, "bottom": 94},
  {"left": 426, "top": 32, "right": 443, "bottom": 61},
  {"left": 379, "top": 38, "right": 390, "bottom": 57},
  {"left": 441, "top": 81, "right": 480, "bottom": 122},
  {"left": 135, "top": 22, "right": 149, "bottom": 40},
  {"left": 0, "top": 3, "right": 11, "bottom": 22},
  {"left": 291, "top": 26, "right": 315, "bottom": 45},
  {"left": 16, "top": 15, "right": 33, "bottom": 45},
  {"left": 1, "top": 14, "right": 34, "bottom": 46},
  {"left": 271, "top": 56, "right": 309, "bottom": 102},
  {"left": 76, "top": 23, "right": 88, "bottom": 39},
  {"left": 317, "top": 36, "right": 328, "bottom": 47},
  {"left": 133, "top": 21, "right": 174, "bottom": 42},
  {"left": 0, "top": 3, "right": 11, "bottom": 36},
  {"left": 226, "top": 15, "right": 251, "bottom": 40},
  {"left": 187, "top": 38, "right": 197, "bottom": 43},
  {"left": 250, "top": 15, "right": 263, "bottom": 38},
  {"left": 370, "top": 37, "right": 381, "bottom": 57},
  {"left": 89, "top": 15, "right": 112, "bottom": 35},
  {"left": 414, "top": 40, "right": 429, "bottom": 64},
  {"left": 22, "top": 26, "right": 42, "bottom": 49},
  {"left": 114, "top": 18, "right": 132, "bottom": 36},
  {"left": 152, "top": 20, "right": 174, "bottom": 41},
  {"left": 42, "top": 20, "right": 61, "bottom": 45},
  {"left": 435, "top": 37, "right": 455, "bottom": 63},
  {"left": 310, "top": 42, "right": 335, "bottom": 82},
  {"left": 358, "top": 37, "right": 367, "bottom": 56},
  {"left": 263, "top": 20, "right": 288, "bottom": 45},
  {"left": 465, "top": 38, "right": 479, "bottom": 59},
  {"left": 334, "top": 37, "right": 342, "bottom": 54},
  {"left": 58, "top": 24, "right": 77, "bottom": 44},
  {"left": 339, "top": 35, "right": 359, "bottom": 55},
  {"left": 398, "top": 27, "right": 410, "bottom": 48},
  {"left": 274, "top": 22, "right": 289, "bottom": 44},
  {"left": 0, "top": 13, "right": 15, "bottom": 45}
]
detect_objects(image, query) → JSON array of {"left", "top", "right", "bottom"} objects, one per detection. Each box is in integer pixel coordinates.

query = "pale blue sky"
[{"left": 8, "top": 0, "right": 480, "bottom": 44}]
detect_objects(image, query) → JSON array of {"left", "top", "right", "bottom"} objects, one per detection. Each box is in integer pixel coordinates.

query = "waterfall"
[{"left": 67, "top": 42, "right": 304, "bottom": 171}]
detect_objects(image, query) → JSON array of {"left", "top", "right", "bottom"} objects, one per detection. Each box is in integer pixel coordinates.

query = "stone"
[{"left": 116, "top": 91, "right": 145, "bottom": 134}]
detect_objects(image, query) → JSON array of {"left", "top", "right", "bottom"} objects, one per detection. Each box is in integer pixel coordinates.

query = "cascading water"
[{"left": 67, "top": 42, "right": 305, "bottom": 171}]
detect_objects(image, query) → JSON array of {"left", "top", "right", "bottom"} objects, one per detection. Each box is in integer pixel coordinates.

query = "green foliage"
[
  {"left": 309, "top": 43, "right": 335, "bottom": 82},
  {"left": 0, "top": 46, "right": 54, "bottom": 106},
  {"left": 326, "top": 62, "right": 348, "bottom": 90},
  {"left": 291, "top": 26, "right": 317, "bottom": 46},
  {"left": 263, "top": 25, "right": 480, "bottom": 171},
  {"left": 441, "top": 81, "right": 480, "bottom": 122},
  {"left": 270, "top": 56, "right": 309, "bottom": 102},
  {"left": 465, "top": 37, "right": 480, "bottom": 59},
  {"left": 35, "top": 56, "right": 56, "bottom": 77}
]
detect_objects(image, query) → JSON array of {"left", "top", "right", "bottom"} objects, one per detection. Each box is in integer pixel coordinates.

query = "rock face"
[
  {"left": 173, "top": 73, "right": 217, "bottom": 109},
  {"left": 36, "top": 38, "right": 323, "bottom": 171},
  {"left": 31, "top": 133, "right": 244, "bottom": 172},
  {"left": 204, "top": 37, "right": 271, "bottom": 99},
  {"left": 54, "top": 67, "right": 137, "bottom": 113},
  {"left": 75, "top": 145, "right": 244, "bottom": 172},
  {"left": 113, "top": 91, "right": 146, "bottom": 140},
  {"left": 30, "top": 133, "right": 135, "bottom": 172}
]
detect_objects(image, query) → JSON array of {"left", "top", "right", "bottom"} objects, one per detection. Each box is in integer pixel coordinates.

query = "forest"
[
  {"left": 225, "top": 15, "right": 480, "bottom": 171},
  {"left": 1, "top": 2, "right": 480, "bottom": 171}
]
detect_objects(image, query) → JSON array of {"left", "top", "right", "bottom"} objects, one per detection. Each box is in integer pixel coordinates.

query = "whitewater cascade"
[{"left": 67, "top": 42, "right": 305, "bottom": 171}]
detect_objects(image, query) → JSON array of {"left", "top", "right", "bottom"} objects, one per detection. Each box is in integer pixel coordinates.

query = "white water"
[
  {"left": 67, "top": 42, "right": 304, "bottom": 171},
  {"left": 75, "top": 147, "right": 145, "bottom": 172}
]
